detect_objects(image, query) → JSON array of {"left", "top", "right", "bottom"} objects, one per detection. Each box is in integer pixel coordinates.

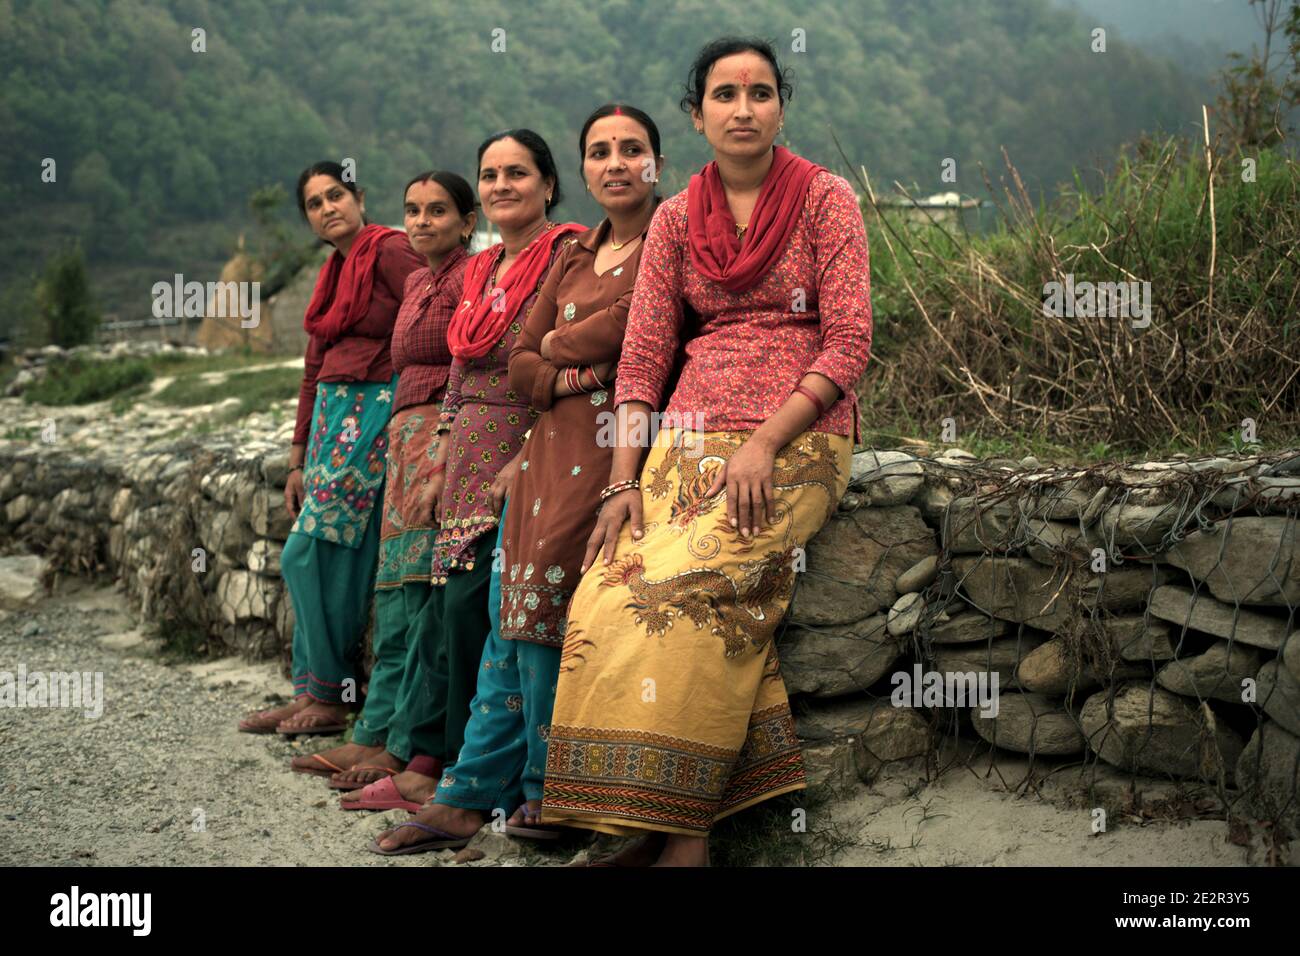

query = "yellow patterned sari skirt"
[{"left": 540, "top": 427, "right": 850, "bottom": 836}]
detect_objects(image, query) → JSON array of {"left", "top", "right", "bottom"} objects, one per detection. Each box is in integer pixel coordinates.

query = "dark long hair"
[
  {"left": 679, "top": 36, "right": 795, "bottom": 115},
  {"left": 476, "top": 128, "right": 563, "bottom": 211},
  {"left": 403, "top": 170, "right": 476, "bottom": 246}
]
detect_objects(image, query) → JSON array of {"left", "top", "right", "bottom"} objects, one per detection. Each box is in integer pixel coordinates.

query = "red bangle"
[{"left": 792, "top": 384, "right": 827, "bottom": 419}]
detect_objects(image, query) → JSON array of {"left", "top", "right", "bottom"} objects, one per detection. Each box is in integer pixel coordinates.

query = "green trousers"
[
  {"left": 409, "top": 528, "right": 497, "bottom": 762},
  {"left": 352, "top": 583, "right": 440, "bottom": 760},
  {"left": 284, "top": 512, "right": 380, "bottom": 704}
]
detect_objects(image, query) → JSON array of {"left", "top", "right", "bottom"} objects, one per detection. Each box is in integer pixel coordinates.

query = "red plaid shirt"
[{"left": 392, "top": 244, "right": 468, "bottom": 412}]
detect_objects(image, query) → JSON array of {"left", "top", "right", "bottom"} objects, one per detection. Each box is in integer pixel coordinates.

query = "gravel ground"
[{"left": 0, "top": 573, "right": 1283, "bottom": 867}]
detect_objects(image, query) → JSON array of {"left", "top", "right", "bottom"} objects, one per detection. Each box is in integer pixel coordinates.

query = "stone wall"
[{"left": 2, "top": 414, "right": 1298, "bottom": 833}]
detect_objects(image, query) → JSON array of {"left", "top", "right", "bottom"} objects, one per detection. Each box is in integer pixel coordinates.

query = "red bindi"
[
  {"left": 613, "top": 105, "right": 623, "bottom": 115},
  {"left": 737, "top": 68, "right": 751, "bottom": 86}
]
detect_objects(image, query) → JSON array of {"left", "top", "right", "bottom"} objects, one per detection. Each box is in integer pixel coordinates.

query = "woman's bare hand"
[
  {"left": 581, "top": 488, "right": 643, "bottom": 573},
  {"left": 705, "top": 438, "right": 776, "bottom": 538},
  {"left": 490, "top": 454, "right": 522, "bottom": 515},
  {"left": 415, "top": 472, "right": 445, "bottom": 526},
  {"left": 284, "top": 469, "right": 306, "bottom": 519}
]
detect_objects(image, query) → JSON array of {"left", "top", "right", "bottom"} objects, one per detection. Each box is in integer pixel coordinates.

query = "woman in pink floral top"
[{"left": 540, "top": 37, "right": 872, "bottom": 866}]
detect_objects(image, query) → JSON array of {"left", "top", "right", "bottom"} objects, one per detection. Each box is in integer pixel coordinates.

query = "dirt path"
[{"left": 0, "top": 573, "right": 1273, "bottom": 867}]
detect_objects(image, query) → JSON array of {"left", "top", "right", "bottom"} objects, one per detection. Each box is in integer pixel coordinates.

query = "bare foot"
[
  {"left": 290, "top": 742, "right": 385, "bottom": 775},
  {"left": 340, "top": 767, "right": 437, "bottom": 806},
  {"left": 650, "top": 834, "right": 709, "bottom": 867},
  {"left": 277, "top": 701, "right": 349, "bottom": 734},
  {"left": 329, "top": 748, "right": 403, "bottom": 787},
  {"left": 507, "top": 800, "right": 543, "bottom": 828},
  {"left": 584, "top": 832, "right": 667, "bottom": 867},
  {"left": 373, "top": 802, "right": 485, "bottom": 852},
  {"left": 239, "top": 696, "right": 309, "bottom": 732}
]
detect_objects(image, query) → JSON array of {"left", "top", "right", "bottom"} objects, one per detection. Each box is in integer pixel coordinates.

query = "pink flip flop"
[{"left": 340, "top": 776, "right": 422, "bottom": 813}]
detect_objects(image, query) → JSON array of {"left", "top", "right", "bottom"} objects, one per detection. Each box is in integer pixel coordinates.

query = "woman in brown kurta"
[{"left": 370, "top": 104, "right": 665, "bottom": 853}]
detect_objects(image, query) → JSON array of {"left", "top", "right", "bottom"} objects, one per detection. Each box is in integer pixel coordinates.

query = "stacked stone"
[
  {"left": 3, "top": 392, "right": 1298, "bottom": 827},
  {"left": 780, "top": 447, "right": 1300, "bottom": 829},
  {"left": 0, "top": 410, "right": 297, "bottom": 661}
]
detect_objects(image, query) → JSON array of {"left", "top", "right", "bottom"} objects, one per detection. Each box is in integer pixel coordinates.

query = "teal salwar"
[
  {"left": 352, "top": 583, "right": 436, "bottom": 755},
  {"left": 435, "top": 503, "right": 561, "bottom": 813},
  {"left": 286, "top": 377, "right": 395, "bottom": 703},
  {"left": 284, "top": 515, "right": 380, "bottom": 703}
]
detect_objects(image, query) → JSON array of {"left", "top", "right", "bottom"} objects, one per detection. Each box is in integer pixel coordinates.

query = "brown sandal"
[
  {"left": 276, "top": 710, "right": 348, "bottom": 736},
  {"left": 239, "top": 708, "right": 293, "bottom": 734}
]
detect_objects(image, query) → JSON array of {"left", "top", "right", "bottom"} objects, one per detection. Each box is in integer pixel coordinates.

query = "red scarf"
[
  {"left": 448, "top": 221, "right": 585, "bottom": 360},
  {"left": 687, "top": 146, "right": 824, "bottom": 293},
  {"left": 302, "top": 223, "right": 407, "bottom": 342}
]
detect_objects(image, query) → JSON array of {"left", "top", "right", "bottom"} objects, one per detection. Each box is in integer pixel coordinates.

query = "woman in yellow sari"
[{"left": 540, "top": 36, "right": 873, "bottom": 866}]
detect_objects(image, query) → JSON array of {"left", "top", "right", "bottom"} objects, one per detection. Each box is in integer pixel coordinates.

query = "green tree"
[{"left": 36, "top": 244, "right": 100, "bottom": 348}]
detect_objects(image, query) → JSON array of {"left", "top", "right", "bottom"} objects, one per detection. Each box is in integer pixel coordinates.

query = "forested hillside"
[{"left": 2, "top": 0, "right": 1220, "bottom": 322}]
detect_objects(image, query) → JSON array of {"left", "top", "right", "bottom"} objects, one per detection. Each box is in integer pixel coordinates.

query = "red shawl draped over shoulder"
[
  {"left": 686, "top": 145, "right": 824, "bottom": 294},
  {"left": 302, "top": 223, "right": 409, "bottom": 342},
  {"left": 448, "top": 221, "right": 585, "bottom": 360}
]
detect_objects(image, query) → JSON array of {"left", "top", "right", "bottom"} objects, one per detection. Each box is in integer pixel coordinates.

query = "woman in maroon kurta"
[{"left": 238, "top": 161, "right": 424, "bottom": 737}]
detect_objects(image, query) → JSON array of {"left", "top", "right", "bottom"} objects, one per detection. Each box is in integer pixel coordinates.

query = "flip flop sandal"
[
  {"left": 366, "top": 821, "right": 472, "bottom": 856},
  {"left": 290, "top": 753, "right": 348, "bottom": 777},
  {"left": 328, "top": 765, "right": 400, "bottom": 791},
  {"left": 340, "top": 776, "right": 423, "bottom": 813},
  {"left": 239, "top": 709, "right": 291, "bottom": 734},
  {"left": 504, "top": 803, "right": 563, "bottom": 841},
  {"left": 276, "top": 712, "right": 348, "bottom": 736}
]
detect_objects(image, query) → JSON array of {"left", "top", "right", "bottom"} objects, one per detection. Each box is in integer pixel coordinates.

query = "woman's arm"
[
  {"left": 544, "top": 284, "right": 634, "bottom": 367},
  {"left": 581, "top": 399, "right": 656, "bottom": 572},
  {"left": 376, "top": 233, "right": 427, "bottom": 302},
  {"left": 292, "top": 333, "right": 325, "bottom": 447},
  {"left": 707, "top": 175, "right": 873, "bottom": 537},
  {"left": 802, "top": 173, "right": 873, "bottom": 410},
  {"left": 437, "top": 359, "right": 464, "bottom": 435},
  {"left": 508, "top": 250, "right": 566, "bottom": 412},
  {"left": 610, "top": 202, "right": 685, "bottom": 412}
]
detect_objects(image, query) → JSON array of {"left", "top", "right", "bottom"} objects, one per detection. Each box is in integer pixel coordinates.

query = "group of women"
[{"left": 236, "top": 35, "right": 873, "bottom": 867}]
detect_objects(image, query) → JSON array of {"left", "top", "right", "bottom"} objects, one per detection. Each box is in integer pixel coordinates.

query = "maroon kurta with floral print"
[{"left": 430, "top": 229, "right": 570, "bottom": 583}]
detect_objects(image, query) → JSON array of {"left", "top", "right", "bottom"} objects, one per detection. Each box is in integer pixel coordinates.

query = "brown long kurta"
[{"left": 503, "top": 217, "right": 649, "bottom": 647}]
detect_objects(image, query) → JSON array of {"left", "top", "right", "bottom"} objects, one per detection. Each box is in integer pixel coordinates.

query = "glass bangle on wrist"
[
  {"left": 792, "top": 384, "right": 827, "bottom": 419},
  {"left": 599, "top": 478, "right": 640, "bottom": 502}
]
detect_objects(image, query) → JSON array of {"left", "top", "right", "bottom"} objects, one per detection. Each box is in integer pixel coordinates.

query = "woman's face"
[
  {"left": 693, "top": 51, "right": 784, "bottom": 161},
  {"left": 404, "top": 179, "right": 474, "bottom": 259},
  {"left": 582, "top": 115, "right": 660, "bottom": 216},
  {"left": 301, "top": 174, "right": 364, "bottom": 247},
  {"left": 477, "top": 137, "right": 551, "bottom": 231}
]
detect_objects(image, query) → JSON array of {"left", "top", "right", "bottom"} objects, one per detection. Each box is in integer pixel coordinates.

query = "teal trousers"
[{"left": 434, "top": 505, "right": 561, "bottom": 814}]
